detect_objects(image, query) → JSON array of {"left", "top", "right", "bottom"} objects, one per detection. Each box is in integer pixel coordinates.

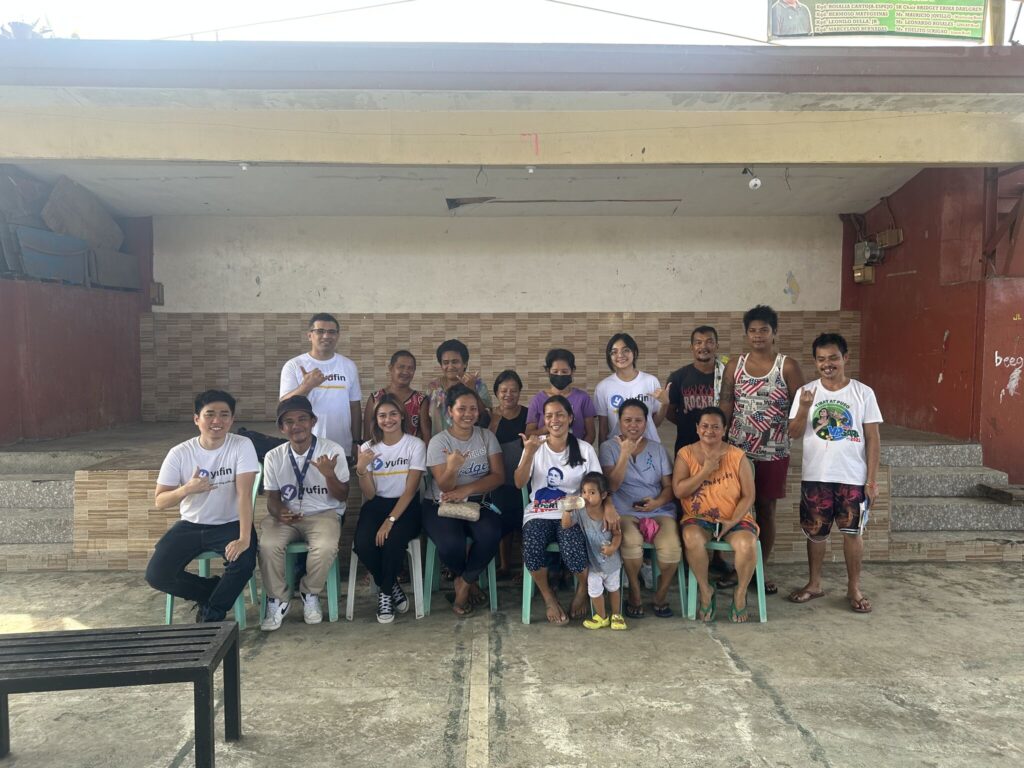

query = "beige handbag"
[{"left": 437, "top": 501, "right": 481, "bottom": 522}]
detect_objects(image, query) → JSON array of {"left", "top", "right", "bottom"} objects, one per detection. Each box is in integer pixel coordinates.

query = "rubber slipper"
[
  {"left": 849, "top": 595, "right": 873, "bottom": 613},
  {"left": 624, "top": 602, "right": 645, "bottom": 619},
  {"left": 697, "top": 593, "right": 716, "bottom": 622},
  {"left": 452, "top": 601, "right": 475, "bottom": 618},
  {"left": 729, "top": 601, "right": 749, "bottom": 623},
  {"left": 652, "top": 603, "right": 673, "bottom": 618},
  {"left": 468, "top": 589, "right": 489, "bottom": 607},
  {"left": 787, "top": 589, "right": 826, "bottom": 604},
  {"left": 716, "top": 572, "right": 738, "bottom": 589}
]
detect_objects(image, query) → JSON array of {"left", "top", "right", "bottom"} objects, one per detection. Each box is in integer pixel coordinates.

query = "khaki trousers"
[{"left": 258, "top": 513, "right": 340, "bottom": 602}]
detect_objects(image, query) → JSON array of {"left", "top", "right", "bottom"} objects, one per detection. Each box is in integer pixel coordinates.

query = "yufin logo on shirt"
[{"left": 610, "top": 394, "right": 624, "bottom": 409}]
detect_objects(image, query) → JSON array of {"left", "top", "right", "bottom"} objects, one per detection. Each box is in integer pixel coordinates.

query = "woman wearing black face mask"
[{"left": 525, "top": 348, "right": 597, "bottom": 444}]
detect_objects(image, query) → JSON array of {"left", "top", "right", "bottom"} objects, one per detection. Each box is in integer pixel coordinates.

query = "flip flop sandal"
[
  {"left": 652, "top": 603, "right": 674, "bottom": 618},
  {"left": 624, "top": 602, "right": 646, "bottom": 619},
  {"left": 729, "top": 601, "right": 749, "bottom": 623},
  {"left": 468, "top": 590, "right": 489, "bottom": 607},
  {"left": 452, "top": 601, "right": 475, "bottom": 618},
  {"left": 716, "top": 573, "right": 738, "bottom": 589},
  {"left": 697, "top": 593, "right": 716, "bottom": 623},
  {"left": 849, "top": 596, "right": 873, "bottom": 613},
  {"left": 787, "top": 589, "right": 826, "bottom": 604}
]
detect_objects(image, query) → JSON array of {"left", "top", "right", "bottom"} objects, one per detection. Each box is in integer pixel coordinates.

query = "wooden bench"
[{"left": 0, "top": 622, "right": 241, "bottom": 768}]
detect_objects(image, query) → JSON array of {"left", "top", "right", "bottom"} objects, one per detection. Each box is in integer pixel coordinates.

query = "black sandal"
[{"left": 624, "top": 602, "right": 645, "bottom": 619}]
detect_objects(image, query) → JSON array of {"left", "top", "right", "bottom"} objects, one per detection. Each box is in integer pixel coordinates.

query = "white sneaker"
[
  {"left": 261, "top": 598, "right": 289, "bottom": 631},
  {"left": 302, "top": 592, "right": 323, "bottom": 624}
]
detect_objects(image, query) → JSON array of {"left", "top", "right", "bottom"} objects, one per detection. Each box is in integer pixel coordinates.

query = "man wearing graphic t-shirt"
[
  {"left": 664, "top": 325, "right": 726, "bottom": 454},
  {"left": 280, "top": 313, "right": 363, "bottom": 460},
  {"left": 787, "top": 333, "right": 881, "bottom": 614},
  {"left": 146, "top": 389, "right": 259, "bottom": 622}
]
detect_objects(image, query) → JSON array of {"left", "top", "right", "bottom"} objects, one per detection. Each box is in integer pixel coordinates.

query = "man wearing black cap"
[{"left": 259, "top": 395, "right": 350, "bottom": 631}]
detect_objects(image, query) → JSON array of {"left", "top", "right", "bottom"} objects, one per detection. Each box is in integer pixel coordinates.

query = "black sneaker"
[
  {"left": 391, "top": 583, "right": 409, "bottom": 614},
  {"left": 377, "top": 591, "right": 395, "bottom": 624}
]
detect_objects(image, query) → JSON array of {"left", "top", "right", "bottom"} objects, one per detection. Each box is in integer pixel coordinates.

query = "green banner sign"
[{"left": 768, "top": 1, "right": 987, "bottom": 40}]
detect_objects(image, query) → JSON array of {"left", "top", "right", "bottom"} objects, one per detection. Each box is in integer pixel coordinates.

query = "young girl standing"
[{"left": 563, "top": 472, "right": 625, "bottom": 630}]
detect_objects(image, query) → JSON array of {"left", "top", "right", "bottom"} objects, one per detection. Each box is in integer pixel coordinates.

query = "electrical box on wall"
[
  {"left": 852, "top": 265, "right": 875, "bottom": 284},
  {"left": 854, "top": 241, "right": 882, "bottom": 266}
]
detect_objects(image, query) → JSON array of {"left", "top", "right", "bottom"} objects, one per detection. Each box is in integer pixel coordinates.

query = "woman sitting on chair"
[
  {"left": 423, "top": 384, "right": 505, "bottom": 617},
  {"left": 673, "top": 406, "right": 758, "bottom": 623},
  {"left": 354, "top": 395, "right": 426, "bottom": 624}
]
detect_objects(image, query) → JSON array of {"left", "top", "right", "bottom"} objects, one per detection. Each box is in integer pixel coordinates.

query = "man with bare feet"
[{"left": 787, "top": 333, "right": 881, "bottom": 613}]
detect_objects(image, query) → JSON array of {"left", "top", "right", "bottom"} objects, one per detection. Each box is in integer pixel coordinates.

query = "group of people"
[{"left": 145, "top": 305, "right": 882, "bottom": 630}]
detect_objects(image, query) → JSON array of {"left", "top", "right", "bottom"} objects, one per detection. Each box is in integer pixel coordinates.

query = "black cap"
[{"left": 276, "top": 395, "right": 316, "bottom": 425}]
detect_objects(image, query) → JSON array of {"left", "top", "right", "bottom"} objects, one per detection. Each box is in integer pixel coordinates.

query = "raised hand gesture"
[
  {"left": 799, "top": 386, "right": 817, "bottom": 409},
  {"left": 356, "top": 446, "right": 377, "bottom": 474},
  {"left": 184, "top": 467, "right": 214, "bottom": 496},
  {"left": 299, "top": 366, "right": 326, "bottom": 391},
  {"left": 312, "top": 453, "right": 338, "bottom": 478},
  {"left": 520, "top": 433, "right": 545, "bottom": 454}
]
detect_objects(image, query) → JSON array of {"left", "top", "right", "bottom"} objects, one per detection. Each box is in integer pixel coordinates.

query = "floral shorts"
[{"left": 799, "top": 481, "right": 866, "bottom": 540}]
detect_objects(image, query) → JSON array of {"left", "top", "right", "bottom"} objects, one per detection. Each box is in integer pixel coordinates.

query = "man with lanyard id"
[{"left": 260, "top": 395, "right": 350, "bottom": 631}]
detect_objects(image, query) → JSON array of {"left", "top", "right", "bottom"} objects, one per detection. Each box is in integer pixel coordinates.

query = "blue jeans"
[{"left": 145, "top": 520, "right": 258, "bottom": 621}]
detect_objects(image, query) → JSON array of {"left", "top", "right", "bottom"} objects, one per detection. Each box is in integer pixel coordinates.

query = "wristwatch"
[{"left": 387, "top": 516, "right": 397, "bottom": 524}]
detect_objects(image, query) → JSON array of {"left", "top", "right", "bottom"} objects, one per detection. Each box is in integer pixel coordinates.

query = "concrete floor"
[{"left": 1, "top": 562, "right": 1022, "bottom": 768}]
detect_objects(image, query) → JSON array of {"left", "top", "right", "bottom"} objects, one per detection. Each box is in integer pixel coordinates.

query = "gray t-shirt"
[
  {"left": 426, "top": 427, "right": 501, "bottom": 502},
  {"left": 571, "top": 508, "right": 622, "bottom": 576}
]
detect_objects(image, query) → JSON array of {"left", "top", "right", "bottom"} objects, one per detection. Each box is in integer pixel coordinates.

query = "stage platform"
[{"left": 0, "top": 421, "right": 1021, "bottom": 573}]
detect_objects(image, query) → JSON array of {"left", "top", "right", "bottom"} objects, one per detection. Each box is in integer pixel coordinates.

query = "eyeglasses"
[{"left": 310, "top": 329, "right": 339, "bottom": 337}]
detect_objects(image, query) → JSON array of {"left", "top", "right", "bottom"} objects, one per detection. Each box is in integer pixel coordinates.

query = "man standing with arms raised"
[
  {"left": 719, "top": 305, "right": 803, "bottom": 595},
  {"left": 280, "top": 313, "right": 363, "bottom": 461},
  {"left": 787, "top": 333, "right": 880, "bottom": 613}
]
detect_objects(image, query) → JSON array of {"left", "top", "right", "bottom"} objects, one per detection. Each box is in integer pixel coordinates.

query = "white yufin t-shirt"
[
  {"left": 522, "top": 440, "right": 602, "bottom": 524},
  {"left": 593, "top": 370, "right": 663, "bottom": 442},
  {"left": 790, "top": 378, "right": 883, "bottom": 485},
  {"left": 279, "top": 353, "right": 362, "bottom": 454},
  {"left": 157, "top": 433, "right": 260, "bottom": 525},
  {"left": 263, "top": 436, "right": 350, "bottom": 517},
  {"left": 360, "top": 433, "right": 427, "bottom": 499}
]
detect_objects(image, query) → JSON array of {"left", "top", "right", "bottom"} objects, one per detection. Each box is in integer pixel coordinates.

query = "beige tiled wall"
[{"left": 141, "top": 311, "right": 861, "bottom": 422}]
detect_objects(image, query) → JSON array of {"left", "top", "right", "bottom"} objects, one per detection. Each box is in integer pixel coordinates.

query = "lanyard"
[{"left": 288, "top": 435, "right": 317, "bottom": 501}]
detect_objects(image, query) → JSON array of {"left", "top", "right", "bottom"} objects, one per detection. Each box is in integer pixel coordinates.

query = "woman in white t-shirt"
[
  {"left": 515, "top": 395, "right": 617, "bottom": 625},
  {"left": 354, "top": 395, "right": 427, "bottom": 624},
  {"left": 594, "top": 332, "right": 667, "bottom": 443}
]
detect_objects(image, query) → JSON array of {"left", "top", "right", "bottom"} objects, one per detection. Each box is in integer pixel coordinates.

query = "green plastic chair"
[
  {"left": 260, "top": 540, "right": 341, "bottom": 623},
  {"left": 686, "top": 538, "right": 767, "bottom": 623},
  {"left": 423, "top": 537, "right": 497, "bottom": 614},
  {"left": 163, "top": 466, "right": 262, "bottom": 628}
]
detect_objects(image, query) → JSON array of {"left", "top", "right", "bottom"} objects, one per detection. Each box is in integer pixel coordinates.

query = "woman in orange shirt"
[{"left": 673, "top": 406, "right": 758, "bottom": 623}]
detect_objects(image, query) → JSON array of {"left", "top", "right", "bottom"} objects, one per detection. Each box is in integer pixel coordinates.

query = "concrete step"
[
  {"left": 0, "top": 542, "right": 73, "bottom": 572},
  {"left": 889, "top": 530, "right": 1024, "bottom": 561},
  {"left": 0, "top": 508, "right": 74, "bottom": 544},
  {"left": 881, "top": 443, "right": 983, "bottom": 467},
  {"left": 889, "top": 466, "right": 1009, "bottom": 497},
  {"left": 0, "top": 475, "right": 75, "bottom": 508},
  {"left": 891, "top": 497, "right": 1024, "bottom": 532},
  {"left": 0, "top": 450, "right": 118, "bottom": 474}
]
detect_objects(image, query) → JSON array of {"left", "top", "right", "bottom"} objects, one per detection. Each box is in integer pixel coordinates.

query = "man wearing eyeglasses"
[{"left": 280, "top": 313, "right": 363, "bottom": 460}]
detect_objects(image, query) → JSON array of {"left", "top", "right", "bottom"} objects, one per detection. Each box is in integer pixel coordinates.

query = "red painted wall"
[
  {"left": 847, "top": 169, "right": 986, "bottom": 440},
  {"left": 980, "top": 279, "right": 1024, "bottom": 483},
  {"left": 0, "top": 218, "right": 152, "bottom": 445}
]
